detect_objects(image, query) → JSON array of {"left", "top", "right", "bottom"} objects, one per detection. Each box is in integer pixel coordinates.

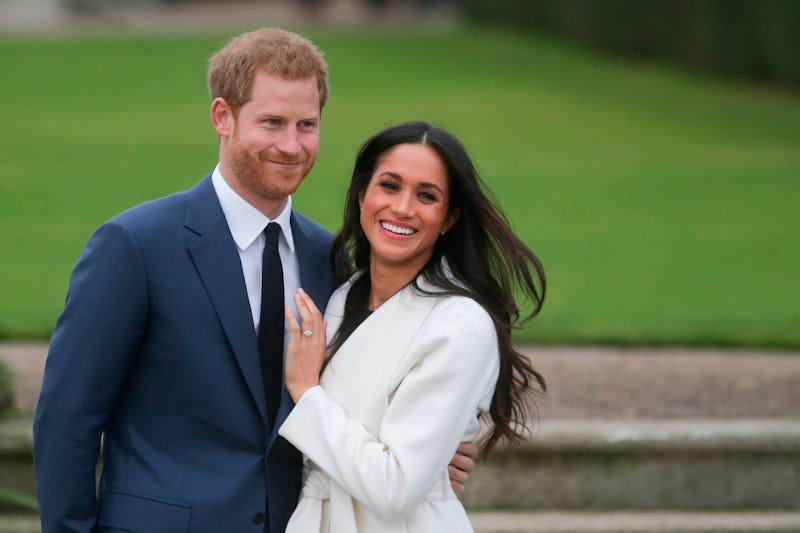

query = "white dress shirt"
[{"left": 211, "top": 165, "right": 301, "bottom": 344}]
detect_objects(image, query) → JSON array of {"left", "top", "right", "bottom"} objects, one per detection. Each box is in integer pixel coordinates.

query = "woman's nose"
[{"left": 391, "top": 193, "right": 414, "bottom": 216}]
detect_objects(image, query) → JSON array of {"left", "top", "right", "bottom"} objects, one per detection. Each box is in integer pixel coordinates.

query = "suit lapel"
[
  {"left": 185, "top": 176, "right": 267, "bottom": 425},
  {"left": 291, "top": 212, "right": 330, "bottom": 309}
]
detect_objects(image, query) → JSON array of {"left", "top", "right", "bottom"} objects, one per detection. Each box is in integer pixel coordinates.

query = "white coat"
[{"left": 279, "top": 273, "right": 500, "bottom": 532}]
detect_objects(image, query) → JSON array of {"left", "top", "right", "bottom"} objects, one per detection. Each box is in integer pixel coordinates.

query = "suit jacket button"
[{"left": 253, "top": 512, "right": 265, "bottom": 524}]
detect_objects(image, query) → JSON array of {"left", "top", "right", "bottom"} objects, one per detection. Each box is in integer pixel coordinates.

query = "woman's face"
[{"left": 359, "top": 143, "right": 459, "bottom": 277}]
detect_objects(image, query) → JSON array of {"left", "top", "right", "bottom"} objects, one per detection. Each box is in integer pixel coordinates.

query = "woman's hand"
[
  {"left": 285, "top": 288, "right": 328, "bottom": 403},
  {"left": 448, "top": 441, "right": 478, "bottom": 494}
]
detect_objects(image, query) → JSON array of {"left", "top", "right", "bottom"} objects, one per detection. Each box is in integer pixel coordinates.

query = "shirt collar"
[{"left": 211, "top": 164, "right": 295, "bottom": 252}]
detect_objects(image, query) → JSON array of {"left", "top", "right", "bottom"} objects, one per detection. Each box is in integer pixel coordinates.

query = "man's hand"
[{"left": 448, "top": 441, "right": 478, "bottom": 494}]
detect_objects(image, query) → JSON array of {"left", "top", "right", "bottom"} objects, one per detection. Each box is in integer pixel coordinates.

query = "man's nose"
[{"left": 276, "top": 127, "right": 301, "bottom": 156}]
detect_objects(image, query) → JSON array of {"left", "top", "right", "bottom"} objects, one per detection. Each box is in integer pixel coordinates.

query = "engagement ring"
[{"left": 302, "top": 330, "right": 313, "bottom": 337}]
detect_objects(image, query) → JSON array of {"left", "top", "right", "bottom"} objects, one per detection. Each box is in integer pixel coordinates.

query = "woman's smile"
[{"left": 380, "top": 220, "right": 417, "bottom": 237}]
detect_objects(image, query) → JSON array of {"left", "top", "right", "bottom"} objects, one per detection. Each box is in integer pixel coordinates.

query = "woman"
[{"left": 279, "top": 121, "right": 546, "bottom": 532}]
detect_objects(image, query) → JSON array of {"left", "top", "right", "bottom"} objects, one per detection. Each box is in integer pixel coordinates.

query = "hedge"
[
  {"left": 0, "top": 361, "right": 13, "bottom": 413},
  {"left": 461, "top": 0, "right": 800, "bottom": 85}
]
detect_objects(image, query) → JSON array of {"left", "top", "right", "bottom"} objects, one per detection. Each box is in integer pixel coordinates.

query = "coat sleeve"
[
  {"left": 33, "top": 220, "right": 148, "bottom": 533},
  {"left": 279, "top": 298, "right": 499, "bottom": 521}
]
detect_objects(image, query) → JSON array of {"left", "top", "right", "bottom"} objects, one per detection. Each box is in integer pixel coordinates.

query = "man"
[{"left": 33, "top": 28, "right": 475, "bottom": 533}]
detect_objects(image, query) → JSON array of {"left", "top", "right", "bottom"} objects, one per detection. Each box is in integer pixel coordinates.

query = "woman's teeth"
[{"left": 381, "top": 222, "right": 415, "bottom": 235}]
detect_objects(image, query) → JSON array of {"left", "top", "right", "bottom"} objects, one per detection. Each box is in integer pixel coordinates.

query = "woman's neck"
[{"left": 367, "top": 259, "right": 425, "bottom": 311}]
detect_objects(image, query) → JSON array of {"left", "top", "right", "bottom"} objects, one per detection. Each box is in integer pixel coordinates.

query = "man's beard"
[{"left": 230, "top": 141, "right": 314, "bottom": 200}]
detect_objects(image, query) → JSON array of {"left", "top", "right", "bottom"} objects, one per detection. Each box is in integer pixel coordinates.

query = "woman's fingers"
[
  {"left": 294, "top": 288, "right": 322, "bottom": 336},
  {"left": 293, "top": 293, "right": 313, "bottom": 335},
  {"left": 284, "top": 291, "right": 326, "bottom": 403},
  {"left": 296, "top": 288, "right": 321, "bottom": 318},
  {"left": 285, "top": 305, "right": 300, "bottom": 335}
]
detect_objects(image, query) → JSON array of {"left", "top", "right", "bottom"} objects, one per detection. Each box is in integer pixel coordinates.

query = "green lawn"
[{"left": 1, "top": 27, "right": 799, "bottom": 347}]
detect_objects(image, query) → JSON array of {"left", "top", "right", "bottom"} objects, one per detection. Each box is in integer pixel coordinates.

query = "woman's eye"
[
  {"left": 419, "top": 192, "right": 438, "bottom": 202},
  {"left": 379, "top": 181, "right": 399, "bottom": 191}
]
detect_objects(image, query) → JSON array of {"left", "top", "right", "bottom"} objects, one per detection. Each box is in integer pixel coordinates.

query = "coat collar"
[{"left": 324, "top": 271, "right": 442, "bottom": 369}]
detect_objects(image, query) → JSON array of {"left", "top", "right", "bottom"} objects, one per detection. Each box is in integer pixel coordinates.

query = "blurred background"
[
  {"left": 1, "top": 0, "right": 798, "bottom": 347},
  {"left": 1, "top": 1, "right": 799, "bottom": 531}
]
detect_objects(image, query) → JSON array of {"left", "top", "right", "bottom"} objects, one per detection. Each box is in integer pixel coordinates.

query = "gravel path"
[
  {"left": 3, "top": 342, "right": 798, "bottom": 418},
  {"left": 525, "top": 345, "right": 800, "bottom": 420}
]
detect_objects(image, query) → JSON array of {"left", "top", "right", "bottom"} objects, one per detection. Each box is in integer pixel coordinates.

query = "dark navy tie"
[{"left": 258, "top": 222, "right": 284, "bottom": 431}]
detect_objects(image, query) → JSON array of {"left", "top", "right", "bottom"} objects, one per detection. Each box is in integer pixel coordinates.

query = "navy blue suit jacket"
[{"left": 33, "top": 175, "right": 337, "bottom": 532}]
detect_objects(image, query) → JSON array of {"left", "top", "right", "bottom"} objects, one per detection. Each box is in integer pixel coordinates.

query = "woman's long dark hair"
[{"left": 329, "top": 121, "right": 546, "bottom": 458}]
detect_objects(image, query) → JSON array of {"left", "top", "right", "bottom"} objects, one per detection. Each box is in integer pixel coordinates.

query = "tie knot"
[{"left": 264, "top": 222, "right": 281, "bottom": 247}]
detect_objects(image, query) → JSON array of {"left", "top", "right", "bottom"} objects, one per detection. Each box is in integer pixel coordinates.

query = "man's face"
[{"left": 222, "top": 71, "right": 320, "bottom": 215}]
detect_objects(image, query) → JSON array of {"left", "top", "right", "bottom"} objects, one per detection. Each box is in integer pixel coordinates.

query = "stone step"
[
  {"left": 4, "top": 511, "right": 800, "bottom": 533},
  {"left": 469, "top": 511, "right": 800, "bottom": 532},
  {"left": 0, "top": 416, "right": 36, "bottom": 515},
  {"left": 460, "top": 418, "right": 800, "bottom": 511},
  {"left": 3, "top": 344, "right": 800, "bottom": 518},
  {"left": 4, "top": 415, "right": 799, "bottom": 514}
]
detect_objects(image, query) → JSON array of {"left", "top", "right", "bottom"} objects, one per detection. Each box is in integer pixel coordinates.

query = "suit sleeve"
[
  {"left": 279, "top": 299, "right": 499, "bottom": 521},
  {"left": 33, "top": 220, "right": 148, "bottom": 533}
]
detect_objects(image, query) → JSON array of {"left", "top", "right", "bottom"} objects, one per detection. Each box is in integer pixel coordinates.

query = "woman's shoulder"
[
  {"left": 409, "top": 292, "right": 499, "bottom": 371},
  {"left": 408, "top": 280, "right": 495, "bottom": 339},
  {"left": 413, "top": 268, "right": 492, "bottom": 328},
  {"left": 428, "top": 293, "right": 493, "bottom": 329}
]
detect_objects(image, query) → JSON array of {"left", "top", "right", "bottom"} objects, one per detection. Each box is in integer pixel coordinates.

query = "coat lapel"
[
  {"left": 325, "top": 279, "right": 438, "bottom": 382},
  {"left": 185, "top": 176, "right": 267, "bottom": 424}
]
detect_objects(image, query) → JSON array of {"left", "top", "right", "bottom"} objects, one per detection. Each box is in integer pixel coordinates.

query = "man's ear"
[{"left": 211, "top": 97, "right": 233, "bottom": 137}]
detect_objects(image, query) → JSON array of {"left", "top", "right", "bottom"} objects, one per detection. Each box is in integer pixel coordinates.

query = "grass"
[{"left": 1, "top": 27, "right": 799, "bottom": 347}]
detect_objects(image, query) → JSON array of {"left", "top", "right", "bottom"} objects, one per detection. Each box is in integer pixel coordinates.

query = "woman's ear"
[{"left": 442, "top": 207, "right": 461, "bottom": 235}]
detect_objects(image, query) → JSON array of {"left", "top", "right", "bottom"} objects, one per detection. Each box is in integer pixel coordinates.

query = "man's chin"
[{"left": 263, "top": 175, "right": 305, "bottom": 198}]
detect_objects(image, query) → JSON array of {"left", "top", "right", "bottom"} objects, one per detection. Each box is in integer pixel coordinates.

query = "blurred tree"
[{"left": 461, "top": 0, "right": 800, "bottom": 86}]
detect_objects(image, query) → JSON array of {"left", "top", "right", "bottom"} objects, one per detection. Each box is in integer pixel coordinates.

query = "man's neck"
[{"left": 218, "top": 163, "right": 288, "bottom": 219}]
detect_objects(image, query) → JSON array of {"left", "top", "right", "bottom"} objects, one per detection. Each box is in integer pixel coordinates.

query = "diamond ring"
[{"left": 302, "top": 329, "right": 313, "bottom": 337}]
